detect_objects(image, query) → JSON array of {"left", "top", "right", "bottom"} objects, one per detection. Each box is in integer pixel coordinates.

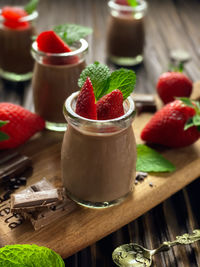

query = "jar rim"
[
  {"left": 0, "top": 9, "right": 38, "bottom": 22},
  {"left": 32, "top": 38, "right": 89, "bottom": 57},
  {"left": 108, "top": 0, "right": 148, "bottom": 12},
  {"left": 64, "top": 91, "right": 136, "bottom": 125}
]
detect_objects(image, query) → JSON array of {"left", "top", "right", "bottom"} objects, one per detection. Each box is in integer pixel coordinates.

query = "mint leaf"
[
  {"left": 0, "top": 244, "right": 65, "bottom": 267},
  {"left": 127, "top": 0, "right": 138, "bottom": 7},
  {"left": 107, "top": 68, "right": 136, "bottom": 99},
  {"left": 24, "top": 0, "right": 39, "bottom": 14},
  {"left": 54, "top": 24, "right": 92, "bottom": 46},
  {"left": 78, "top": 62, "right": 110, "bottom": 100},
  {"left": 78, "top": 62, "right": 136, "bottom": 100},
  {"left": 136, "top": 144, "right": 176, "bottom": 173}
]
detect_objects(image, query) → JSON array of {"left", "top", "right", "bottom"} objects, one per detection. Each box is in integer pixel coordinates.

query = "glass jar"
[
  {"left": 106, "top": 0, "right": 148, "bottom": 66},
  {"left": 61, "top": 91, "right": 137, "bottom": 208},
  {"left": 31, "top": 39, "right": 88, "bottom": 132},
  {"left": 0, "top": 8, "right": 38, "bottom": 81}
]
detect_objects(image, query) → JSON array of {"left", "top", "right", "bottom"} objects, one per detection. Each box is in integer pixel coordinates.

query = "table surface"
[{"left": 0, "top": 0, "right": 200, "bottom": 266}]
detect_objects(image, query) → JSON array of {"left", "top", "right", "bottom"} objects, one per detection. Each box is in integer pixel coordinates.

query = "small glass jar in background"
[
  {"left": 106, "top": 0, "right": 148, "bottom": 66},
  {"left": 0, "top": 9, "right": 38, "bottom": 82},
  {"left": 31, "top": 39, "right": 88, "bottom": 132},
  {"left": 61, "top": 91, "right": 137, "bottom": 209}
]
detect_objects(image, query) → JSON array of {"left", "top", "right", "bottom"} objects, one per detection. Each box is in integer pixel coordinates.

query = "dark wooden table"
[{"left": 1, "top": 0, "right": 200, "bottom": 266}]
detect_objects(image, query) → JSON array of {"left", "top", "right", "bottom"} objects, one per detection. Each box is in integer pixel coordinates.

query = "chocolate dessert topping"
[
  {"left": 135, "top": 171, "right": 148, "bottom": 184},
  {"left": 132, "top": 94, "right": 157, "bottom": 114}
]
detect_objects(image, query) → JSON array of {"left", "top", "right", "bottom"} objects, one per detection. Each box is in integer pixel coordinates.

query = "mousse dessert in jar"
[
  {"left": 31, "top": 24, "right": 92, "bottom": 131},
  {"left": 106, "top": 0, "right": 148, "bottom": 66},
  {"left": 0, "top": 2, "right": 38, "bottom": 81},
  {"left": 61, "top": 62, "right": 137, "bottom": 208}
]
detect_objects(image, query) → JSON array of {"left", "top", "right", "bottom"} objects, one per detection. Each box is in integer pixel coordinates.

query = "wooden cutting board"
[{"left": 0, "top": 85, "right": 200, "bottom": 258}]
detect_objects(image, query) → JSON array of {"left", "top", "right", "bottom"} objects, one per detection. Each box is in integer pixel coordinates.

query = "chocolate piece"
[
  {"left": 135, "top": 171, "right": 148, "bottom": 184},
  {"left": 0, "top": 154, "right": 32, "bottom": 184},
  {"left": 30, "top": 196, "right": 78, "bottom": 230},
  {"left": 11, "top": 188, "right": 63, "bottom": 211},
  {"left": 17, "top": 177, "right": 27, "bottom": 185},
  {"left": 132, "top": 94, "right": 157, "bottom": 114}
]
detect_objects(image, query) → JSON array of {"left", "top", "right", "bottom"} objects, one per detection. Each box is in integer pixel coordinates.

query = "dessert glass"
[
  {"left": 61, "top": 91, "right": 137, "bottom": 208},
  {"left": 31, "top": 39, "right": 88, "bottom": 132},
  {"left": 106, "top": 0, "right": 148, "bottom": 66},
  {"left": 0, "top": 8, "right": 38, "bottom": 81}
]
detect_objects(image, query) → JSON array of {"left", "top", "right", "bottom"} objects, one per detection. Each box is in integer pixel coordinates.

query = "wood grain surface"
[{"left": 0, "top": 0, "right": 200, "bottom": 266}]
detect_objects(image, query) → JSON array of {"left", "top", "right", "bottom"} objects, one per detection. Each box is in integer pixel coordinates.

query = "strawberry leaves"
[
  {"left": 180, "top": 98, "right": 200, "bottom": 131},
  {"left": 0, "top": 121, "right": 9, "bottom": 141}
]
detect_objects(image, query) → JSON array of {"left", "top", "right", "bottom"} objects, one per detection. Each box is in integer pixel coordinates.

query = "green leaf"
[
  {"left": 53, "top": 24, "right": 93, "bottom": 46},
  {"left": 78, "top": 62, "right": 110, "bottom": 100},
  {"left": 136, "top": 144, "right": 176, "bottom": 173},
  {"left": 107, "top": 68, "right": 136, "bottom": 99},
  {"left": 179, "top": 97, "right": 194, "bottom": 107},
  {"left": 184, "top": 118, "right": 194, "bottom": 130},
  {"left": 24, "top": 0, "right": 39, "bottom": 14},
  {"left": 127, "top": 0, "right": 138, "bottom": 7},
  {"left": 0, "top": 244, "right": 65, "bottom": 267},
  {"left": 0, "top": 131, "right": 9, "bottom": 141},
  {"left": 193, "top": 115, "right": 200, "bottom": 126},
  {"left": 0, "top": 120, "right": 8, "bottom": 127}
]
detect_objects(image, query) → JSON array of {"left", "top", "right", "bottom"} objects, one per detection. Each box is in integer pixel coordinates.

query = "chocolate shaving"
[{"left": 132, "top": 94, "right": 157, "bottom": 114}]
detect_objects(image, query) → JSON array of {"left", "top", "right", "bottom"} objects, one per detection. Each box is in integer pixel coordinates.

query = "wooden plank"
[{"left": 0, "top": 106, "right": 200, "bottom": 258}]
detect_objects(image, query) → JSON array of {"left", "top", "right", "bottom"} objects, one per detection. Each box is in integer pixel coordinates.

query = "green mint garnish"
[
  {"left": 136, "top": 144, "right": 176, "bottom": 173},
  {"left": 0, "top": 244, "right": 65, "bottom": 267},
  {"left": 0, "top": 120, "right": 9, "bottom": 141},
  {"left": 127, "top": 0, "right": 138, "bottom": 7},
  {"left": 178, "top": 98, "right": 200, "bottom": 131},
  {"left": 24, "top": 0, "right": 39, "bottom": 14},
  {"left": 53, "top": 24, "right": 93, "bottom": 46},
  {"left": 78, "top": 62, "right": 136, "bottom": 100}
]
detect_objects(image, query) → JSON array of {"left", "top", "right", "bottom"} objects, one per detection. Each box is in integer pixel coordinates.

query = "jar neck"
[
  {"left": 63, "top": 91, "right": 136, "bottom": 136},
  {"left": 31, "top": 39, "right": 88, "bottom": 65},
  {"left": 108, "top": 0, "right": 148, "bottom": 19}
]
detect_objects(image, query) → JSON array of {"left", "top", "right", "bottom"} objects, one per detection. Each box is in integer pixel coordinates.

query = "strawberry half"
[
  {"left": 115, "top": 0, "right": 129, "bottom": 5},
  {"left": 141, "top": 99, "right": 200, "bottom": 148},
  {"left": 156, "top": 72, "right": 193, "bottom": 104},
  {"left": 96, "top": 89, "right": 124, "bottom": 120},
  {"left": 0, "top": 103, "right": 45, "bottom": 149},
  {"left": 75, "top": 77, "right": 97, "bottom": 120},
  {"left": 37, "top": 31, "right": 71, "bottom": 53},
  {"left": 2, "top": 6, "right": 29, "bottom": 29}
]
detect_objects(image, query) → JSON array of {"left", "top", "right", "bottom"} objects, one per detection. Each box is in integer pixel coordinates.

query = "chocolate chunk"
[
  {"left": 3, "top": 190, "right": 14, "bottom": 200},
  {"left": 11, "top": 188, "right": 64, "bottom": 211},
  {"left": 0, "top": 154, "right": 32, "bottom": 184},
  {"left": 17, "top": 177, "right": 27, "bottom": 185},
  {"left": 135, "top": 172, "right": 148, "bottom": 184},
  {"left": 132, "top": 94, "right": 157, "bottom": 114}
]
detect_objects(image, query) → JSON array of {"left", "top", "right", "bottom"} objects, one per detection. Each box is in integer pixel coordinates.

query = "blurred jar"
[
  {"left": 31, "top": 39, "right": 88, "bottom": 132},
  {"left": 0, "top": 7, "right": 38, "bottom": 81},
  {"left": 106, "top": 0, "right": 148, "bottom": 66}
]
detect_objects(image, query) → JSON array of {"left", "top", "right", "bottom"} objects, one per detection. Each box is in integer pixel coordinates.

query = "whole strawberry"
[
  {"left": 141, "top": 99, "right": 200, "bottom": 148},
  {"left": 75, "top": 77, "right": 97, "bottom": 120},
  {"left": 96, "top": 89, "right": 124, "bottom": 120},
  {"left": 0, "top": 103, "right": 45, "bottom": 149},
  {"left": 156, "top": 72, "right": 193, "bottom": 104}
]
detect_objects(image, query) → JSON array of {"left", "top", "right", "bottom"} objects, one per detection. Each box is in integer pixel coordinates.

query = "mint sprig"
[
  {"left": 53, "top": 24, "right": 93, "bottom": 46},
  {"left": 178, "top": 98, "right": 200, "bottom": 131},
  {"left": 78, "top": 62, "right": 136, "bottom": 100},
  {"left": 136, "top": 144, "right": 176, "bottom": 173},
  {"left": 0, "top": 120, "right": 9, "bottom": 141},
  {"left": 127, "top": 0, "right": 138, "bottom": 7},
  {"left": 24, "top": 0, "right": 39, "bottom": 14},
  {"left": 0, "top": 244, "right": 65, "bottom": 267}
]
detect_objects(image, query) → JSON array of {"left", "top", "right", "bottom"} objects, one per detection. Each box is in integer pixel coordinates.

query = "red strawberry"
[
  {"left": 116, "top": 0, "right": 129, "bottom": 5},
  {"left": 37, "top": 31, "right": 71, "bottom": 53},
  {"left": 141, "top": 99, "right": 200, "bottom": 148},
  {"left": 156, "top": 72, "right": 193, "bottom": 104},
  {"left": 75, "top": 77, "right": 97, "bottom": 120},
  {"left": 96, "top": 89, "right": 124, "bottom": 120},
  {"left": 2, "top": 6, "right": 29, "bottom": 29},
  {"left": 0, "top": 103, "right": 45, "bottom": 149}
]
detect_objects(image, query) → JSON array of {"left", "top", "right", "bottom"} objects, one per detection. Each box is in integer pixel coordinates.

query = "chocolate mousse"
[
  {"left": 0, "top": 26, "right": 35, "bottom": 74},
  {"left": 32, "top": 60, "right": 86, "bottom": 123}
]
